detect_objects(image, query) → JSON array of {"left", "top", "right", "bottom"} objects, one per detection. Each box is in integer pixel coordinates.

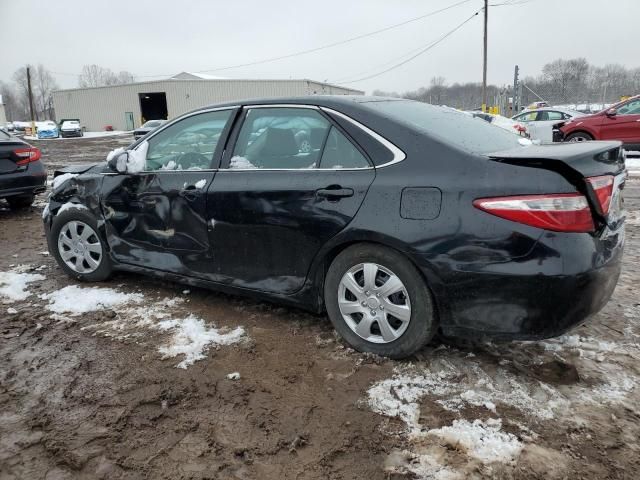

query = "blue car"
[{"left": 37, "top": 122, "right": 59, "bottom": 139}]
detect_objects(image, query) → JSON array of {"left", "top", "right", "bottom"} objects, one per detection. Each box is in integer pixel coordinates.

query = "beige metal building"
[{"left": 52, "top": 74, "right": 363, "bottom": 131}]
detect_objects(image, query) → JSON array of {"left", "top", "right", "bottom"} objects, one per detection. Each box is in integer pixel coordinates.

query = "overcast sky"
[{"left": 1, "top": 0, "right": 638, "bottom": 93}]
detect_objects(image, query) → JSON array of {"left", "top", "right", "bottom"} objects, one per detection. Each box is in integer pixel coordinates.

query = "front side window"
[
  {"left": 230, "top": 108, "right": 330, "bottom": 169},
  {"left": 539, "top": 111, "right": 563, "bottom": 121},
  {"left": 618, "top": 99, "right": 640, "bottom": 115},
  {"left": 144, "top": 110, "right": 232, "bottom": 171},
  {"left": 515, "top": 111, "right": 538, "bottom": 122},
  {"left": 319, "top": 127, "right": 370, "bottom": 169}
]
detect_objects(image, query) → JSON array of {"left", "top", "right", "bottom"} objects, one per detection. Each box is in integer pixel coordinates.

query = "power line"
[
  {"left": 49, "top": 0, "right": 475, "bottom": 81},
  {"left": 331, "top": 9, "right": 481, "bottom": 85}
]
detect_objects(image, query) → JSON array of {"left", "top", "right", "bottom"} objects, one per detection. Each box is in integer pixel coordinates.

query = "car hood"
[{"left": 53, "top": 163, "right": 105, "bottom": 176}]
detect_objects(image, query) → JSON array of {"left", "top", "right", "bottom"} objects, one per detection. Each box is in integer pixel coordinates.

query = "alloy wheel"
[
  {"left": 57, "top": 220, "right": 103, "bottom": 274},
  {"left": 338, "top": 263, "right": 411, "bottom": 344}
]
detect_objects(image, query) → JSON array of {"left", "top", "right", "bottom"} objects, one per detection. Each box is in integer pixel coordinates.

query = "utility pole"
[
  {"left": 26, "top": 66, "right": 36, "bottom": 134},
  {"left": 513, "top": 65, "right": 519, "bottom": 114},
  {"left": 481, "top": 0, "right": 488, "bottom": 112}
]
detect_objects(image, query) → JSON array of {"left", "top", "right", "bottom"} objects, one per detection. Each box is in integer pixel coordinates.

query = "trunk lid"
[
  {"left": 486, "top": 141, "right": 626, "bottom": 230},
  {"left": 0, "top": 139, "right": 31, "bottom": 175}
]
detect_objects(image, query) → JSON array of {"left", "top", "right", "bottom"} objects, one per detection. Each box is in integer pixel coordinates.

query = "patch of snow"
[
  {"left": 106, "top": 147, "right": 125, "bottom": 162},
  {"left": 428, "top": 419, "right": 523, "bottom": 464},
  {"left": 126, "top": 141, "right": 148, "bottom": 174},
  {"left": 52, "top": 173, "right": 78, "bottom": 190},
  {"left": 39, "top": 251, "right": 49, "bottom": 256},
  {"left": 160, "top": 160, "right": 177, "bottom": 170},
  {"left": 42, "top": 203, "right": 49, "bottom": 219},
  {"left": 194, "top": 179, "right": 207, "bottom": 189},
  {"left": 229, "top": 155, "right": 256, "bottom": 169},
  {"left": 40, "top": 285, "right": 143, "bottom": 314},
  {"left": 157, "top": 314, "right": 245, "bottom": 368},
  {"left": 7, "top": 307, "right": 18, "bottom": 314},
  {"left": 226, "top": 372, "right": 241, "bottom": 380},
  {"left": 0, "top": 270, "right": 45, "bottom": 303},
  {"left": 57, "top": 202, "right": 89, "bottom": 215}
]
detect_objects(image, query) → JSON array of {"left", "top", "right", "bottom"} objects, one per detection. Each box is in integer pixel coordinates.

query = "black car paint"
[
  {"left": 0, "top": 134, "right": 47, "bottom": 200},
  {"left": 44, "top": 96, "right": 625, "bottom": 341}
]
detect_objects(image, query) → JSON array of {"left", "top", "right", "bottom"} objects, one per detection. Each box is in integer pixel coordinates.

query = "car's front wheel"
[
  {"left": 324, "top": 244, "right": 437, "bottom": 359},
  {"left": 50, "top": 209, "right": 112, "bottom": 281},
  {"left": 565, "top": 132, "right": 593, "bottom": 142}
]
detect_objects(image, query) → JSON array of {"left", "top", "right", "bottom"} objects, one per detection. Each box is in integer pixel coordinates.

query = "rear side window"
[
  {"left": 319, "top": 127, "right": 370, "bottom": 169},
  {"left": 0, "top": 130, "right": 9, "bottom": 140},
  {"left": 230, "top": 108, "right": 331, "bottom": 169},
  {"left": 367, "top": 100, "right": 523, "bottom": 154},
  {"left": 539, "top": 111, "right": 563, "bottom": 121}
]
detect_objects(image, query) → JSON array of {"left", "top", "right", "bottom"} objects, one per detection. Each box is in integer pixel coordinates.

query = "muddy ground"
[{"left": 1, "top": 134, "right": 639, "bottom": 479}]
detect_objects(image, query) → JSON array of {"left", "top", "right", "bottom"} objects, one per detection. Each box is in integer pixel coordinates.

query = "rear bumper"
[
  {"left": 428, "top": 227, "right": 624, "bottom": 341},
  {"left": 0, "top": 161, "right": 47, "bottom": 199},
  {"left": 61, "top": 130, "right": 82, "bottom": 138}
]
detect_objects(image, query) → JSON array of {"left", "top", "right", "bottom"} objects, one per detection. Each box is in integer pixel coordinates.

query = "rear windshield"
[
  {"left": 366, "top": 100, "right": 523, "bottom": 154},
  {"left": 0, "top": 130, "right": 10, "bottom": 140}
]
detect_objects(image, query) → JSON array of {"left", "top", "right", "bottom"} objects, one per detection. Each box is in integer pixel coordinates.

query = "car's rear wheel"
[
  {"left": 50, "top": 209, "right": 112, "bottom": 281},
  {"left": 324, "top": 244, "right": 437, "bottom": 359},
  {"left": 6, "top": 194, "right": 34, "bottom": 210},
  {"left": 565, "top": 132, "right": 593, "bottom": 142}
]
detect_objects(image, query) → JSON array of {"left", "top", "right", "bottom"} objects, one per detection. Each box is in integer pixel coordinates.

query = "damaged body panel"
[{"left": 43, "top": 96, "right": 626, "bottom": 359}]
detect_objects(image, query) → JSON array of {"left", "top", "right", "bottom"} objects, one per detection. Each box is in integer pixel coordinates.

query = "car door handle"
[
  {"left": 180, "top": 185, "right": 199, "bottom": 200},
  {"left": 316, "top": 187, "right": 354, "bottom": 199}
]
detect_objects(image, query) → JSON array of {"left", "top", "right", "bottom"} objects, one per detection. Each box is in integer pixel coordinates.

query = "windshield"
[{"left": 366, "top": 100, "right": 523, "bottom": 154}]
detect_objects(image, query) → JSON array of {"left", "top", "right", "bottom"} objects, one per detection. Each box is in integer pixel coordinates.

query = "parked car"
[
  {"left": 467, "top": 111, "right": 529, "bottom": 137},
  {"left": 43, "top": 96, "right": 625, "bottom": 358},
  {"left": 36, "top": 121, "right": 59, "bottom": 139},
  {"left": 133, "top": 119, "right": 167, "bottom": 140},
  {"left": 512, "top": 108, "right": 585, "bottom": 143},
  {"left": 556, "top": 95, "right": 640, "bottom": 149},
  {"left": 60, "top": 120, "right": 84, "bottom": 138},
  {"left": 1, "top": 122, "right": 15, "bottom": 132},
  {"left": 0, "top": 129, "right": 46, "bottom": 209}
]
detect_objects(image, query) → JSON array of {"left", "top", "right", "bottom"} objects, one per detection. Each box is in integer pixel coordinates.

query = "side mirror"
[
  {"left": 606, "top": 108, "right": 617, "bottom": 117},
  {"left": 107, "top": 151, "right": 129, "bottom": 173}
]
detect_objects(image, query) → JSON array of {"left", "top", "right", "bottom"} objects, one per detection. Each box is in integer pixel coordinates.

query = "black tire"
[
  {"left": 50, "top": 209, "right": 113, "bottom": 282},
  {"left": 565, "top": 131, "right": 593, "bottom": 142},
  {"left": 6, "top": 194, "right": 34, "bottom": 210},
  {"left": 324, "top": 243, "right": 437, "bottom": 359}
]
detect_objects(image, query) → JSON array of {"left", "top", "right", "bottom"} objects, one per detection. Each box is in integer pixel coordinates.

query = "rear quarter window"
[{"left": 366, "top": 100, "right": 522, "bottom": 154}]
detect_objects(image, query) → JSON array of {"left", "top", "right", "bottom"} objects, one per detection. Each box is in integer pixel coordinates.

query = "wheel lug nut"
[
  {"left": 376, "top": 293, "right": 380, "bottom": 297},
  {"left": 361, "top": 301, "right": 366, "bottom": 307},
  {"left": 370, "top": 310, "right": 376, "bottom": 316},
  {"left": 380, "top": 305, "right": 384, "bottom": 310}
]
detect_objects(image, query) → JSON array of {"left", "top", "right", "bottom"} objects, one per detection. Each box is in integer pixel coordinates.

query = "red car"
[{"left": 558, "top": 95, "right": 640, "bottom": 149}]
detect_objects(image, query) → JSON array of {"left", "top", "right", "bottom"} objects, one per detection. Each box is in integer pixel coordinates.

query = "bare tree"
[
  {"left": 78, "top": 64, "right": 135, "bottom": 87},
  {"left": 0, "top": 82, "right": 23, "bottom": 121},
  {"left": 11, "top": 64, "right": 59, "bottom": 120}
]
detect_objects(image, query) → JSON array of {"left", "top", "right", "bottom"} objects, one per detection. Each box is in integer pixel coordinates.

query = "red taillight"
[
  {"left": 586, "top": 175, "right": 614, "bottom": 215},
  {"left": 473, "top": 193, "right": 594, "bottom": 233},
  {"left": 14, "top": 147, "right": 41, "bottom": 166}
]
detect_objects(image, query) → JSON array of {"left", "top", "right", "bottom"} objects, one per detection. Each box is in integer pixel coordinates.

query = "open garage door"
[{"left": 139, "top": 92, "right": 168, "bottom": 124}]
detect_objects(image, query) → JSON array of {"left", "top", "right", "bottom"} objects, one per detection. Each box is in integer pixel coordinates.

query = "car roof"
[{"left": 196, "top": 95, "right": 403, "bottom": 112}]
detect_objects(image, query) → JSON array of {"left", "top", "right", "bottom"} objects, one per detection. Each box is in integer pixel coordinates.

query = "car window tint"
[
  {"left": 618, "top": 100, "right": 640, "bottom": 115},
  {"left": 319, "top": 127, "right": 369, "bottom": 169},
  {"left": 516, "top": 112, "right": 538, "bottom": 122},
  {"left": 145, "top": 110, "right": 232, "bottom": 171},
  {"left": 539, "top": 111, "right": 563, "bottom": 121},
  {"left": 229, "top": 108, "right": 330, "bottom": 169},
  {"left": 367, "top": 100, "right": 522, "bottom": 154},
  {"left": 0, "top": 130, "right": 10, "bottom": 140}
]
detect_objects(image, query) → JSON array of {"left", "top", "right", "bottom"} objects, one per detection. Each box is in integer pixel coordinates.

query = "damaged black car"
[{"left": 43, "top": 96, "right": 626, "bottom": 358}]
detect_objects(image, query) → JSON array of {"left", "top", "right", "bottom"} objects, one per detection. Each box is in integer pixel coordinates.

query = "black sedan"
[
  {"left": 0, "top": 129, "right": 46, "bottom": 209},
  {"left": 42, "top": 96, "right": 625, "bottom": 358},
  {"left": 133, "top": 119, "right": 167, "bottom": 140}
]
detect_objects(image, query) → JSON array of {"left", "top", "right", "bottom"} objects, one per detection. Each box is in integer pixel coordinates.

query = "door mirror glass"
[{"left": 105, "top": 142, "right": 149, "bottom": 174}]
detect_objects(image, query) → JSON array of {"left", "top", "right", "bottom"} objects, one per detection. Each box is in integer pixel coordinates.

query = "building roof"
[
  {"left": 53, "top": 77, "right": 363, "bottom": 94},
  {"left": 170, "top": 71, "right": 227, "bottom": 80}
]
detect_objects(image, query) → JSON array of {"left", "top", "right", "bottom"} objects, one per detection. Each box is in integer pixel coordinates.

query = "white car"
[
  {"left": 511, "top": 108, "right": 585, "bottom": 143},
  {"left": 467, "top": 112, "right": 529, "bottom": 137},
  {"left": 60, "top": 120, "right": 84, "bottom": 138}
]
